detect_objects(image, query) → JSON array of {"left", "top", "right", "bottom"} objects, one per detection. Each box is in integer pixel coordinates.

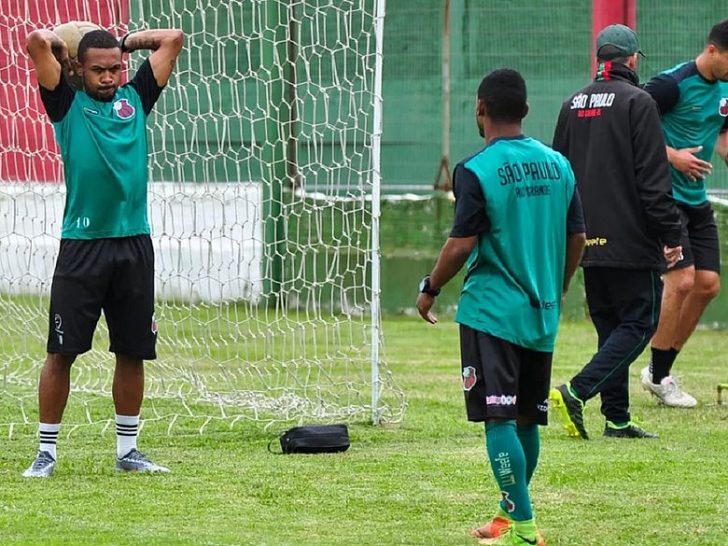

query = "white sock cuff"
[
  {"left": 39, "top": 422, "right": 61, "bottom": 433},
  {"left": 115, "top": 414, "right": 140, "bottom": 426}
]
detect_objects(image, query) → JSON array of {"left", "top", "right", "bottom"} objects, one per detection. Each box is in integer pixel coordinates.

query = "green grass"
[{"left": 1, "top": 318, "right": 728, "bottom": 545}]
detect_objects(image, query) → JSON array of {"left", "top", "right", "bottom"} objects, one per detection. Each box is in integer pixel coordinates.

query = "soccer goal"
[{"left": 0, "top": 0, "right": 405, "bottom": 434}]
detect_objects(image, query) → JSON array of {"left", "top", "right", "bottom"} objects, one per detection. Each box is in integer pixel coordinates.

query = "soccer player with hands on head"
[{"left": 22, "top": 23, "right": 183, "bottom": 477}]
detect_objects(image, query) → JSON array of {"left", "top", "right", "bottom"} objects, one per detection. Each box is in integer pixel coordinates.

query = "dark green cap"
[{"left": 596, "top": 24, "right": 645, "bottom": 59}]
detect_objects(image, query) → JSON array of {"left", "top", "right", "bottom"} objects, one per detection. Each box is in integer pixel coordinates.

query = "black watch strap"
[{"left": 420, "top": 276, "right": 440, "bottom": 297}]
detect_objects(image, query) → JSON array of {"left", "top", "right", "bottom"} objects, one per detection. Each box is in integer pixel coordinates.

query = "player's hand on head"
[
  {"left": 52, "top": 45, "right": 74, "bottom": 77},
  {"left": 50, "top": 40, "right": 69, "bottom": 67},
  {"left": 416, "top": 293, "right": 438, "bottom": 324},
  {"left": 671, "top": 146, "right": 712, "bottom": 181}
]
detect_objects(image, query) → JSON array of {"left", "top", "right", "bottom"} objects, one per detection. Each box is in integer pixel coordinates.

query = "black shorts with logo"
[
  {"left": 47, "top": 235, "right": 157, "bottom": 359},
  {"left": 459, "top": 324, "right": 552, "bottom": 425},
  {"left": 665, "top": 202, "right": 720, "bottom": 273}
]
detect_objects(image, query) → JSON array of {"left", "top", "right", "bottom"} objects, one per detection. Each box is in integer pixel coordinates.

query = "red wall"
[
  {"left": 0, "top": 0, "right": 128, "bottom": 182},
  {"left": 591, "top": 0, "right": 637, "bottom": 74}
]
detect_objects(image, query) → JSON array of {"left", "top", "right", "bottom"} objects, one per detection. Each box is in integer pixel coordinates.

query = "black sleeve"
[
  {"left": 631, "top": 95, "right": 682, "bottom": 247},
  {"left": 643, "top": 74, "right": 680, "bottom": 116},
  {"left": 39, "top": 75, "right": 76, "bottom": 122},
  {"left": 567, "top": 187, "right": 585, "bottom": 234},
  {"left": 127, "top": 58, "right": 165, "bottom": 115},
  {"left": 449, "top": 164, "right": 490, "bottom": 238},
  {"left": 552, "top": 103, "right": 570, "bottom": 156}
]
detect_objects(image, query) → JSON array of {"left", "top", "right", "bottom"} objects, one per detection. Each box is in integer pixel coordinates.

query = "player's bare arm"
[
  {"left": 122, "top": 29, "right": 184, "bottom": 87},
  {"left": 563, "top": 231, "right": 586, "bottom": 296},
  {"left": 416, "top": 235, "right": 477, "bottom": 324},
  {"left": 26, "top": 29, "right": 71, "bottom": 90},
  {"left": 666, "top": 145, "right": 712, "bottom": 181}
]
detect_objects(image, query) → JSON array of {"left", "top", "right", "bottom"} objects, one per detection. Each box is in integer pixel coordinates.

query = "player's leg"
[
  {"left": 644, "top": 265, "right": 693, "bottom": 390},
  {"left": 462, "top": 327, "right": 540, "bottom": 545},
  {"left": 601, "top": 366, "right": 657, "bottom": 438},
  {"left": 589, "top": 269, "right": 661, "bottom": 438},
  {"left": 23, "top": 239, "right": 107, "bottom": 478},
  {"left": 576, "top": 268, "right": 661, "bottom": 401},
  {"left": 516, "top": 348, "right": 551, "bottom": 484},
  {"left": 644, "top": 203, "right": 717, "bottom": 406},
  {"left": 645, "top": 205, "right": 692, "bottom": 390},
  {"left": 673, "top": 270, "right": 720, "bottom": 349},
  {"left": 550, "top": 267, "right": 615, "bottom": 439},
  {"left": 104, "top": 235, "right": 166, "bottom": 472},
  {"left": 580, "top": 268, "right": 659, "bottom": 416},
  {"left": 506, "top": 348, "right": 552, "bottom": 546},
  {"left": 672, "top": 203, "right": 720, "bottom": 352},
  {"left": 481, "top": 340, "right": 544, "bottom": 546}
]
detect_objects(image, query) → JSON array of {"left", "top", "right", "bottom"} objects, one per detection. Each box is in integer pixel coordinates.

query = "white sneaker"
[
  {"left": 22, "top": 450, "right": 56, "bottom": 478},
  {"left": 640, "top": 366, "right": 697, "bottom": 408},
  {"left": 116, "top": 449, "right": 170, "bottom": 473}
]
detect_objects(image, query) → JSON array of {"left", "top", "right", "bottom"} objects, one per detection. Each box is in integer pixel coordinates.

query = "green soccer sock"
[
  {"left": 513, "top": 519, "right": 538, "bottom": 542},
  {"left": 516, "top": 423, "right": 540, "bottom": 484},
  {"left": 498, "top": 424, "right": 540, "bottom": 516},
  {"left": 485, "top": 420, "right": 533, "bottom": 522}
]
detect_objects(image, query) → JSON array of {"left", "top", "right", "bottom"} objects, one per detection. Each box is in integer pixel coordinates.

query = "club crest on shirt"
[
  {"left": 719, "top": 97, "right": 728, "bottom": 117},
  {"left": 462, "top": 366, "right": 477, "bottom": 391},
  {"left": 113, "top": 98, "right": 136, "bottom": 119}
]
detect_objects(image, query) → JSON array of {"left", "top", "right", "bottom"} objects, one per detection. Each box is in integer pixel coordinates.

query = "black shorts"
[
  {"left": 47, "top": 235, "right": 157, "bottom": 359},
  {"left": 459, "top": 325, "right": 552, "bottom": 425},
  {"left": 665, "top": 202, "right": 720, "bottom": 273}
]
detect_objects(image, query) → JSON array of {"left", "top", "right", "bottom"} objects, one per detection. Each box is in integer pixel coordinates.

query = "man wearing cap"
[
  {"left": 640, "top": 19, "right": 728, "bottom": 408},
  {"left": 549, "top": 24, "right": 683, "bottom": 439}
]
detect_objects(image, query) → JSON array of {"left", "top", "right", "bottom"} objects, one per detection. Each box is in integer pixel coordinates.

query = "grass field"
[{"left": 1, "top": 317, "right": 727, "bottom": 545}]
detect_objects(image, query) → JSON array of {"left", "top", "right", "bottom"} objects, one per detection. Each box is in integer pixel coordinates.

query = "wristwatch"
[{"left": 419, "top": 276, "right": 440, "bottom": 297}]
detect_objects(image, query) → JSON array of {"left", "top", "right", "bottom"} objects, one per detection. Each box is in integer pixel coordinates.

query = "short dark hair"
[
  {"left": 477, "top": 68, "right": 527, "bottom": 124},
  {"left": 596, "top": 44, "right": 630, "bottom": 63},
  {"left": 78, "top": 29, "right": 120, "bottom": 62},
  {"left": 597, "top": 53, "right": 631, "bottom": 65},
  {"left": 708, "top": 18, "right": 728, "bottom": 50}
]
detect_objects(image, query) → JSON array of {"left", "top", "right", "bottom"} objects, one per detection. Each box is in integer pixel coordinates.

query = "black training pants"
[{"left": 569, "top": 267, "right": 662, "bottom": 424}]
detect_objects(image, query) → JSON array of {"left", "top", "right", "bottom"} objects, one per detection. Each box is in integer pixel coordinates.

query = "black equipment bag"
[{"left": 269, "top": 424, "right": 350, "bottom": 454}]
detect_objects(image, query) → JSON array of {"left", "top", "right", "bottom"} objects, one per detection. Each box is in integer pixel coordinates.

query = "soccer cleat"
[
  {"left": 116, "top": 449, "right": 170, "bottom": 473},
  {"left": 471, "top": 515, "right": 512, "bottom": 540},
  {"left": 549, "top": 384, "right": 589, "bottom": 439},
  {"left": 478, "top": 527, "right": 545, "bottom": 546},
  {"left": 22, "top": 450, "right": 56, "bottom": 478},
  {"left": 603, "top": 420, "right": 658, "bottom": 439},
  {"left": 640, "top": 367, "right": 697, "bottom": 408}
]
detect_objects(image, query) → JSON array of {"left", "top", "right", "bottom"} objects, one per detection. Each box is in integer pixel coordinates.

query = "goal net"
[{"left": 0, "top": 0, "right": 405, "bottom": 434}]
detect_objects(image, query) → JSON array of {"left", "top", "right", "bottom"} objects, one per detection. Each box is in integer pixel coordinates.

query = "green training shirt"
[
  {"left": 450, "top": 136, "right": 581, "bottom": 352},
  {"left": 644, "top": 61, "right": 728, "bottom": 206},
  {"left": 39, "top": 60, "right": 164, "bottom": 239}
]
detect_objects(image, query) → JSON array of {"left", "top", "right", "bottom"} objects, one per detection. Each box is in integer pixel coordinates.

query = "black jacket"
[{"left": 552, "top": 62, "right": 681, "bottom": 270}]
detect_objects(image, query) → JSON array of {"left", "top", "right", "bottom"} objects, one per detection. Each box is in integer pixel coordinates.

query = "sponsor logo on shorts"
[
  {"left": 486, "top": 394, "right": 517, "bottom": 406},
  {"left": 462, "top": 366, "right": 477, "bottom": 391},
  {"left": 54, "top": 313, "right": 64, "bottom": 345},
  {"left": 537, "top": 398, "right": 549, "bottom": 413},
  {"left": 151, "top": 314, "right": 158, "bottom": 335}
]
